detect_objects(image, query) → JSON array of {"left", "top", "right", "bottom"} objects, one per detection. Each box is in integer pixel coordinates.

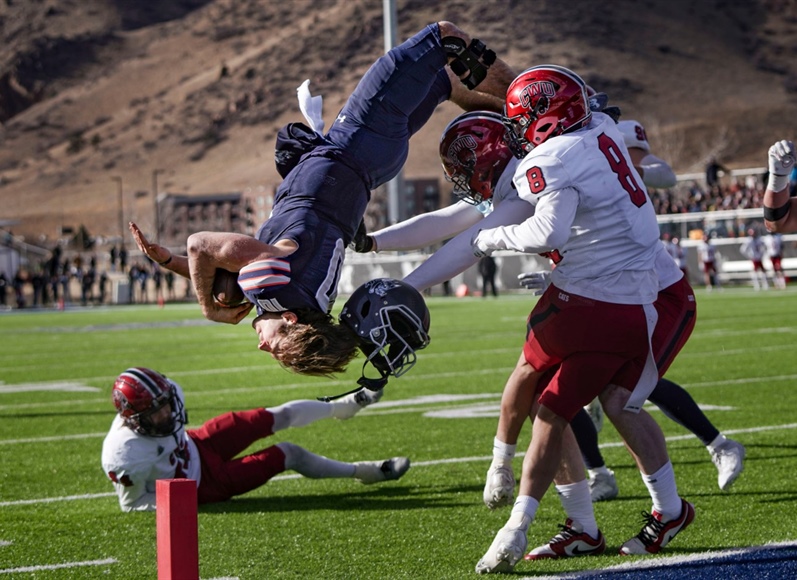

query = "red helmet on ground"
[
  {"left": 503, "top": 65, "right": 592, "bottom": 157},
  {"left": 439, "top": 111, "right": 514, "bottom": 205},
  {"left": 112, "top": 367, "right": 186, "bottom": 437}
]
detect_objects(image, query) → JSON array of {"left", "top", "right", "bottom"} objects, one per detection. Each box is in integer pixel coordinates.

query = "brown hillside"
[{"left": 1, "top": 0, "right": 797, "bottom": 244}]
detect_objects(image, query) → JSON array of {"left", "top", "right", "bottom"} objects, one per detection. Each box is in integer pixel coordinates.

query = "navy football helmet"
[{"left": 339, "top": 278, "right": 430, "bottom": 380}]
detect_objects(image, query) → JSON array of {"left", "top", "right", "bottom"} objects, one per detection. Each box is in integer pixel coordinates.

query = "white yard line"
[
  {"left": 2, "top": 421, "right": 796, "bottom": 508},
  {"left": 0, "top": 558, "right": 117, "bottom": 574}
]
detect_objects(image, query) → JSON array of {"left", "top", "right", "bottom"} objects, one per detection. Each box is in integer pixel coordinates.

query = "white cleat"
[
  {"left": 588, "top": 469, "right": 619, "bottom": 502},
  {"left": 584, "top": 399, "right": 604, "bottom": 433},
  {"left": 354, "top": 457, "right": 410, "bottom": 484},
  {"left": 331, "top": 387, "right": 384, "bottom": 420},
  {"left": 483, "top": 465, "right": 515, "bottom": 510},
  {"left": 475, "top": 526, "right": 527, "bottom": 574},
  {"left": 711, "top": 439, "right": 746, "bottom": 490}
]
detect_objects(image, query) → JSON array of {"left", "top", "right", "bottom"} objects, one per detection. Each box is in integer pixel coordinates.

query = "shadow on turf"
[{"left": 198, "top": 485, "right": 471, "bottom": 514}]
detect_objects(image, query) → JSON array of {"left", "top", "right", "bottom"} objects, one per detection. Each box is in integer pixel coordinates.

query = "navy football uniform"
[{"left": 239, "top": 24, "right": 451, "bottom": 315}]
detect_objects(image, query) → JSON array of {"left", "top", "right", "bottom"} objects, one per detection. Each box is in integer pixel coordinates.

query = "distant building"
[
  {"left": 157, "top": 192, "right": 258, "bottom": 247},
  {"left": 155, "top": 179, "right": 441, "bottom": 248}
]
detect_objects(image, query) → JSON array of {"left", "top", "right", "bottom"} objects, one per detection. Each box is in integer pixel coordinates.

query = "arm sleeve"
[
  {"left": 403, "top": 199, "right": 536, "bottom": 291},
  {"left": 370, "top": 201, "right": 483, "bottom": 252},
  {"left": 638, "top": 153, "right": 677, "bottom": 189},
  {"left": 475, "top": 189, "right": 577, "bottom": 254}
]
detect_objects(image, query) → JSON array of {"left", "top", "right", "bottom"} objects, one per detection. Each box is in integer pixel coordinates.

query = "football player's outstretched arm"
[
  {"left": 627, "top": 147, "right": 677, "bottom": 189},
  {"left": 764, "top": 140, "right": 797, "bottom": 233},
  {"left": 186, "top": 232, "right": 292, "bottom": 324},
  {"left": 369, "top": 201, "right": 483, "bottom": 253},
  {"left": 129, "top": 222, "right": 190, "bottom": 279}
]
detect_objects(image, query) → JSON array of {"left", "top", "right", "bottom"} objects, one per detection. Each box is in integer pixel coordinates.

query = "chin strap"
[{"left": 316, "top": 367, "right": 388, "bottom": 402}]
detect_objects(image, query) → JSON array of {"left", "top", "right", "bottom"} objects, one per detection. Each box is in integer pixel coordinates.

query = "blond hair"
[{"left": 273, "top": 310, "right": 360, "bottom": 377}]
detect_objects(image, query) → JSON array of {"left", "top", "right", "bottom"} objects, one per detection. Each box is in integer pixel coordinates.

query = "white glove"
[
  {"left": 768, "top": 140, "right": 795, "bottom": 192},
  {"left": 517, "top": 271, "right": 551, "bottom": 296},
  {"left": 471, "top": 229, "right": 494, "bottom": 258}
]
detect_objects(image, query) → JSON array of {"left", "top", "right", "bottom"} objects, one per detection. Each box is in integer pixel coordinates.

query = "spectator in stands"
[
  {"left": 478, "top": 255, "right": 499, "bottom": 297},
  {"left": 697, "top": 233, "right": 721, "bottom": 291},
  {"left": 0, "top": 272, "right": 6, "bottom": 306},
  {"left": 119, "top": 246, "right": 128, "bottom": 273},
  {"left": 705, "top": 156, "right": 729, "bottom": 188},
  {"left": 165, "top": 271, "right": 176, "bottom": 301},
  {"left": 740, "top": 228, "right": 769, "bottom": 291},
  {"left": 60, "top": 262, "right": 71, "bottom": 305},
  {"left": 764, "top": 232, "right": 786, "bottom": 289},
  {"left": 12, "top": 269, "right": 25, "bottom": 308},
  {"left": 98, "top": 271, "right": 109, "bottom": 304}
]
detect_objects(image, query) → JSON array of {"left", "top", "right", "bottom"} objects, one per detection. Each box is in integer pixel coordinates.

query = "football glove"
[
  {"left": 768, "top": 140, "right": 795, "bottom": 192},
  {"left": 769, "top": 140, "right": 795, "bottom": 176},
  {"left": 350, "top": 220, "right": 375, "bottom": 253},
  {"left": 517, "top": 271, "right": 551, "bottom": 296},
  {"left": 471, "top": 229, "right": 494, "bottom": 258}
]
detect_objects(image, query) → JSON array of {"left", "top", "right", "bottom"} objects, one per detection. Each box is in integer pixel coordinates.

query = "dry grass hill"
[{"left": 2, "top": 0, "right": 797, "bottom": 245}]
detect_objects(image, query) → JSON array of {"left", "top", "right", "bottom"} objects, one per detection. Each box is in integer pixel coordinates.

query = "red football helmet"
[
  {"left": 112, "top": 367, "right": 186, "bottom": 437},
  {"left": 503, "top": 65, "right": 592, "bottom": 157},
  {"left": 439, "top": 111, "right": 514, "bottom": 204}
]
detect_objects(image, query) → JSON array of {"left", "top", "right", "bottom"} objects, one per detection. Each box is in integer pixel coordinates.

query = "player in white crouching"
[
  {"left": 101, "top": 367, "right": 408, "bottom": 512},
  {"left": 470, "top": 65, "right": 694, "bottom": 573}
]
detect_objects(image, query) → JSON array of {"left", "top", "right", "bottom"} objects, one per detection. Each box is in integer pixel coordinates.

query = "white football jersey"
[
  {"left": 698, "top": 241, "right": 716, "bottom": 263},
  {"left": 655, "top": 242, "right": 684, "bottom": 290},
  {"left": 101, "top": 382, "right": 200, "bottom": 512},
  {"left": 487, "top": 112, "right": 659, "bottom": 304},
  {"left": 617, "top": 120, "right": 651, "bottom": 153}
]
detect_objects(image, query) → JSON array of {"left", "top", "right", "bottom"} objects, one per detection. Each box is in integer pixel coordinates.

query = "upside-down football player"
[
  {"left": 101, "top": 367, "right": 409, "bottom": 512},
  {"left": 130, "top": 20, "right": 515, "bottom": 379}
]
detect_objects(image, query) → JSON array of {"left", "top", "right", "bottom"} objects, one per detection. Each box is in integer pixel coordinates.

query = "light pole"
[
  {"left": 152, "top": 169, "right": 164, "bottom": 244},
  {"left": 112, "top": 176, "right": 124, "bottom": 247}
]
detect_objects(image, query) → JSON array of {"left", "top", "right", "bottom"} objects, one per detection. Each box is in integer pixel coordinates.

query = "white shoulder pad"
[{"left": 617, "top": 120, "right": 651, "bottom": 153}]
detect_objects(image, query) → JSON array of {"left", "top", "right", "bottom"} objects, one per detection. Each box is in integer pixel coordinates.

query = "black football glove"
[{"left": 351, "top": 220, "right": 375, "bottom": 253}]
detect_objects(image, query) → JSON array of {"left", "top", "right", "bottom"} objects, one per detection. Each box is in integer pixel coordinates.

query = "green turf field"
[{"left": 1, "top": 287, "right": 796, "bottom": 578}]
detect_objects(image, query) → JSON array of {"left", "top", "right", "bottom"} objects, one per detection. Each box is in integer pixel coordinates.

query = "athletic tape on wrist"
[
  {"left": 767, "top": 172, "right": 789, "bottom": 193},
  {"left": 763, "top": 199, "right": 791, "bottom": 222}
]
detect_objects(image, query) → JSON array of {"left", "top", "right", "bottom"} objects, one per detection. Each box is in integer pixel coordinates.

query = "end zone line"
[{"left": 522, "top": 540, "right": 797, "bottom": 579}]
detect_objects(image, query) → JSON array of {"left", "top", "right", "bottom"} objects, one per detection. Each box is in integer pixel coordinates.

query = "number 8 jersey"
[{"left": 484, "top": 112, "right": 660, "bottom": 305}]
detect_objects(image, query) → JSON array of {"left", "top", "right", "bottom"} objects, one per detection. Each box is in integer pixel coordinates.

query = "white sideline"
[
  {"left": 0, "top": 558, "right": 117, "bottom": 574},
  {"left": 2, "top": 421, "right": 795, "bottom": 508}
]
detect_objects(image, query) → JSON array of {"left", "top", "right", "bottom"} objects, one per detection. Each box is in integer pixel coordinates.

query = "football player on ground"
[
  {"left": 101, "top": 367, "right": 406, "bottom": 512},
  {"left": 130, "top": 21, "right": 515, "bottom": 377},
  {"left": 763, "top": 139, "right": 796, "bottom": 233},
  {"left": 469, "top": 65, "right": 694, "bottom": 573}
]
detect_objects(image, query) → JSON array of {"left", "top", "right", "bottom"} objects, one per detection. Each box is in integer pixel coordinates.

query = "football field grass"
[{"left": 1, "top": 286, "right": 796, "bottom": 578}]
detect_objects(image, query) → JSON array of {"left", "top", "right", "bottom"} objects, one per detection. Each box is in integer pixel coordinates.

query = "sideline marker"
[{"left": 156, "top": 479, "right": 199, "bottom": 580}]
